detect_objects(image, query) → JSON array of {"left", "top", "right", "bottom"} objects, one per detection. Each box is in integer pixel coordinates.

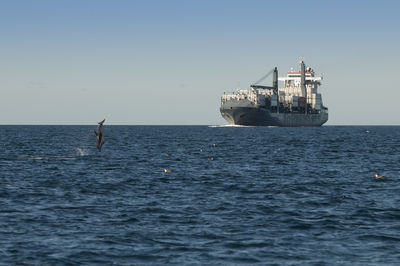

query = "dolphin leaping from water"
[{"left": 94, "top": 119, "right": 105, "bottom": 152}]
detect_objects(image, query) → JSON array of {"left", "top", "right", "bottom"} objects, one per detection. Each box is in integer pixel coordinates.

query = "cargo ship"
[{"left": 220, "top": 61, "right": 328, "bottom": 126}]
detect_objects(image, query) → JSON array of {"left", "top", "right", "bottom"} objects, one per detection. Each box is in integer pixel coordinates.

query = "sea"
[{"left": 1, "top": 125, "right": 400, "bottom": 265}]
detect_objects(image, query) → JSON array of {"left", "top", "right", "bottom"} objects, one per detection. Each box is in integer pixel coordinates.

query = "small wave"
[{"left": 21, "top": 154, "right": 44, "bottom": 160}]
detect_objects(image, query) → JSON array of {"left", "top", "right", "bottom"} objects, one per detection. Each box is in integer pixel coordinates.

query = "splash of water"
[{"left": 76, "top": 148, "right": 88, "bottom": 156}]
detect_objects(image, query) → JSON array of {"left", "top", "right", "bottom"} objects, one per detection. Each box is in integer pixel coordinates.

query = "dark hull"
[{"left": 220, "top": 107, "right": 328, "bottom": 127}]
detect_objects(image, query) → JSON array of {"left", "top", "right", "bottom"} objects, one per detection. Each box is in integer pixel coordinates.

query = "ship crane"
[{"left": 250, "top": 67, "right": 278, "bottom": 93}]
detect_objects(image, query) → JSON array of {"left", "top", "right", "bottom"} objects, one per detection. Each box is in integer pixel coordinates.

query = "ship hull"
[{"left": 220, "top": 106, "right": 328, "bottom": 127}]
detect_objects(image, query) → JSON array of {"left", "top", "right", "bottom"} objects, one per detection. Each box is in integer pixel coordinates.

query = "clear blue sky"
[{"left": 1, "top": 0, "right": 399, "bottom": 125}]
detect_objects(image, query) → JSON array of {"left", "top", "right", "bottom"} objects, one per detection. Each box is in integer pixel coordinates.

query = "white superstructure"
[{"left": 278, "top": 67, "right": 324, "bottom": 110}]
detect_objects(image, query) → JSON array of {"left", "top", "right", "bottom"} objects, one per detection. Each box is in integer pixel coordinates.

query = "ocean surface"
[{"left": 1, "top": 125, "right": 400, "bottom": 265}]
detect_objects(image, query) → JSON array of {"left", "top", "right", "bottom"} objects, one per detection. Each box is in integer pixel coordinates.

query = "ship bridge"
[{"left": 279, "top": 68, "right": 322, "bottom": 84}]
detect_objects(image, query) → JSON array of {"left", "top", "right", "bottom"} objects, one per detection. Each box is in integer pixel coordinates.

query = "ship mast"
[
  {"left": 272, "top": 67, "right": 278, "bottom": 94},
  {"left": 273, "top": 67, "right": 279, "bottom": 113},
  {"left": 300, "top": 61, "right": 307, "bottom": 114}
]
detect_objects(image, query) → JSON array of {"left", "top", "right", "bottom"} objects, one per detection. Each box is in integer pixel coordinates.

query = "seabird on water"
[{"left": 375, "top": 173, "right": 384, "bottom": 179}]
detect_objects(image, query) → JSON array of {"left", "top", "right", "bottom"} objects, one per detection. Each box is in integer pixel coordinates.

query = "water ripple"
[{"left": 1, "top": 126, "right": 400, "bottom": 264}]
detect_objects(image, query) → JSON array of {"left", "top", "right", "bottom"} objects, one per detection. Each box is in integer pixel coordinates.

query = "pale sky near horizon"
[{"left": 1, "top": 0, "right": 399, "bottom": 125}]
